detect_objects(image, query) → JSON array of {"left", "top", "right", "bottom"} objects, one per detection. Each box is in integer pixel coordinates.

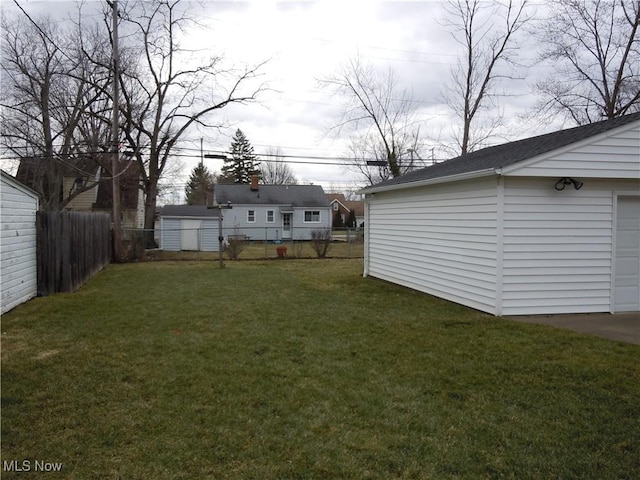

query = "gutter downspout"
[{"left": 495, "top": 171, "right": 505, "bottom": 316}]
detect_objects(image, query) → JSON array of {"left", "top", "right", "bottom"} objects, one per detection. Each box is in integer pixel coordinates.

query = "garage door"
[
  {"left": 181, "top": 219, "right": 202, "bottom": 251},
  {"left": 614, "top": 196, "right": 640, "bottom": 312}
]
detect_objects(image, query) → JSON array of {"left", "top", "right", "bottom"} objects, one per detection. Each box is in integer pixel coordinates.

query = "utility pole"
[{"left": 110, "top": 0, "right": 122, "bottom": 261}]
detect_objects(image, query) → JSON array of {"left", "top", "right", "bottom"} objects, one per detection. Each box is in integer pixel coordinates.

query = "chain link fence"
[{"left": 123, "top": 226, "right": 364, "bottom": 261}]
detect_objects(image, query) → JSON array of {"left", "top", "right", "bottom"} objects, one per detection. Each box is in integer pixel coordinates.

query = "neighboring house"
[
  {"left": 327, "top": 194, "right": 365, "bottom": 228},
  {"left": 1, "top": 170, "right": 39, "bottom": 314},
  {"left": 159, "top": 205, "right": 220, "bottom": 252},
  {"left": 92, "top": 160, "right": 145, "bottom": 230},
  {"left": 16, "top": 157, "right": 144, "bottom": 229},
  {"left": 360, "top": 113, "right": 640, "bottom": 316},
  {"left": 214, "top": 178, "right": 331, "bottom": 241}
]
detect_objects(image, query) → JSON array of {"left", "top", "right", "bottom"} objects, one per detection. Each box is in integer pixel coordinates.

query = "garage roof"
[{"left": 361, "top": 112, "right": 640, "bottom": 194}]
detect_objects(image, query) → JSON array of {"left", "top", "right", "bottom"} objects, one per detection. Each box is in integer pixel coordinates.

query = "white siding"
[
  {"left": 201, "top": 219, "right": 219, "bottom": 252},
  {"left": 501, "top": 177, "right": 640, "bottom": 316},
  {"left": 366, "top": 177, "right": 499, "bottom": 314},
  {"left": 160, "top": 217, "right": 219, "bottom": 251},
  {"left": 1, "top": 174, "right": 39, "bottom": 314},
  {"left": 509, "top": 123, "right": 640, "bottom": 178},
  {"left": 223, "top": 205, "right": 331, "bottom": 241},
  {"left": 160, "top": 218, "right": 182, "bottom": 251}
]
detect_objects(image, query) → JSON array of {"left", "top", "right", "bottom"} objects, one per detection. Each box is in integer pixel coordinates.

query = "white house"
[
  {"left": 214, "top": 179, "right": 331, "bottom": 242},
  {"left": 360, "top": 113, "right": 640, "bottom": 316},
  {"left": 159, "top": 205, "right": 220, "bottom": 251},
  {"left": 1, "top": 170, "right": 39, "bottom": 314}
]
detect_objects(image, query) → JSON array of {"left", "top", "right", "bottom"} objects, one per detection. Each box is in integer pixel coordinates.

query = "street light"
[
  {"left": 208, "top": 201, "right": 232, "bottom": 268},
  {"left": 204, "top": 154, "right": 228, "bottom": 160}
]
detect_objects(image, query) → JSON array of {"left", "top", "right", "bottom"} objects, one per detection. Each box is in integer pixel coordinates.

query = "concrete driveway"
[{"left": 507, "top": 312, "right": 640, "bottom": 345}]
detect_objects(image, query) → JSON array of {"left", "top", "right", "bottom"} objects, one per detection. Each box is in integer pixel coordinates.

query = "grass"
[{"left": 2, "top": 259, "right": 639, "bottom": 479}]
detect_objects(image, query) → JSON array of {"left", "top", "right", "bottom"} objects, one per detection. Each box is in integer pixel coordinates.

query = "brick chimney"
[{"left": 250, "top": 175, "right": 259, "bottom": 191}]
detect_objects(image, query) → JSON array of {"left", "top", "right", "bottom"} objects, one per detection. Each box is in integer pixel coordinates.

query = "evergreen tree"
[
  {"left": 346, "top": 208, "right": 357, "bottom": 228},
  {"left": 220, "top": 129, "right": 261, "bottom": 183},
  {"left": 185, "top": 163, "right": 215, "bottom": 205},
  {"left": 333, "top": 209, "right": 345, "bottom": 228}
]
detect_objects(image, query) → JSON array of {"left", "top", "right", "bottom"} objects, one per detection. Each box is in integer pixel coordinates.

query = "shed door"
[
  {"left": 181, "top": 219, "right": 202, "bottom": 251},
  {"left": 614, "top": 196, "right": 640, "bottom": 312}
]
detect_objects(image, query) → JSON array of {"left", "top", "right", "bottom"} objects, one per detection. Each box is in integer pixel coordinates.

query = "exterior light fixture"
[{"left": 555, "top": 177, "right": 583, "bottom": 191}]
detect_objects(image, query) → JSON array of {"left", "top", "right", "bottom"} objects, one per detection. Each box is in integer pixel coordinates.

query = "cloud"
[{"left": 2, "top": 0, "right": 557, "bottom": 195}]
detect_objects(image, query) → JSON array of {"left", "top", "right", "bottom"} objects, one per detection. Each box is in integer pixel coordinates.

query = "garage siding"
[
  {"left": 366, "top": 177, "right": 499, "bottom": 314},
  {"left": 500, "top": 178, "right": 639, "bottom": 316},
  {"left": 511, "top": 122, "right": 640, "bottom": 178},
  {"left": 1, "top": 174, "right": 39, "bottom": 314},
  {"left": 160, "top": 217, "right": 219, "bottom": 252},
  {"left": 161, "top": 218, "right": 182, "bottom": 251},
  {"left": 201, "top": 219, "right": 218, "bottom": 252}
]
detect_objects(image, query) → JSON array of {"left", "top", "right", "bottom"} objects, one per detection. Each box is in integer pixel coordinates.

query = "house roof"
[
  {"left": 361, "top": 112, "right": 640, "bottom": 194},
  {"left": 327, "top": 193, "right": 347, "bottom": 204},
  {"left": 215, "top": 184, "right": 330, "bottom": 208},
  {"left": 159, "top": 205, "right": 219, "bottom": 218},
  {"left": 94, "top": 160, "right": 142, "bottom": 211}
]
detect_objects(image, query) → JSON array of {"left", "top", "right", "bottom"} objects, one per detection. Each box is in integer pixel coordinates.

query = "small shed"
[
  {"left": 159, "top": 205, "right": 220, "bottom": 251},
  {"left": 1, "top": 170, "right": 39, "bottom": 314},
  {"left": 361, "top": 113, "right": 640, "bottom": 316}
]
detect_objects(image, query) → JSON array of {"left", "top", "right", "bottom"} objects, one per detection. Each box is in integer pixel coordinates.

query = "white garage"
[
  {"left": 361, "top": 113, "right": 640, "bottom": 316},
  {"left": 159, "top": 205, "right": 220, "bottom": 252},
  {"left": 1, "top": 170, "right": 39, "bottom": 314},
  {"left": 614, "top": 196, "right": 640, "bottom": 312}
]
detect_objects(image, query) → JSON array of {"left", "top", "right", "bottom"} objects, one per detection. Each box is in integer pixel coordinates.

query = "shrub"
[
  {"left": 291, "top": 240, "right": 305, "bottom": 258},
  {"left": 225, "top": 229, "right": 246, "bottom": 260},
  {"left": 310, "top": 228, "right": 332, "bottom": 258}
]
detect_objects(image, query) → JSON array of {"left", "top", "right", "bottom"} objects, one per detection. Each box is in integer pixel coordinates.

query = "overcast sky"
[{"left": 3, "top": 0, "right": 561, "bottom": 199}]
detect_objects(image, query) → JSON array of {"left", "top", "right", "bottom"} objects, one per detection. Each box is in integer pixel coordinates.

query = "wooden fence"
[{"left": 37, "top": 211, "right": 112, "bottom": 296}]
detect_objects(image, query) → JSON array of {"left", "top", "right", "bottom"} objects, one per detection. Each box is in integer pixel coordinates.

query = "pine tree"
[
  {"left": 185, "top": 163, "right": 215, "bottom": 205},
  {"left": 346, "top": 208, "right": 357, "bottom": 228},
  {"left": 220, "top": 129, "right": 261, "bottom": 183}
]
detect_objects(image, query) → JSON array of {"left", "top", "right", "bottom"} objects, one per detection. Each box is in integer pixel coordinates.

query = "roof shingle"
[
  {"left": 362, "top": 112, "right": 640, "bottom": 192},
  {"left": 215, "top": 184, "right": 329, "bottom": 207}
]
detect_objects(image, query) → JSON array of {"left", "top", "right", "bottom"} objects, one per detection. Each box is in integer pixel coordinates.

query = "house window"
[
  {"left": 304, "top": 210, "right": 320, "bottom": 222},
  {"left": 266, "top": 210, "right": 274, "bottom": 223},
  {"left": 247, "top": 210, "right": 255, "bottom": 222},
  {"left": 333, "top": 203, "right": 339, "bottom": 211}
]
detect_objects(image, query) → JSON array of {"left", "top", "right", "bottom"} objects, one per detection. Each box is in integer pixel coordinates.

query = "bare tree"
[
  {"left": 1, "top": 10, "right": 113, "bottom": 210},
  {"left": 320, "top": 56, "right": 423, "bottom": 184},
  {"left": 533, "top": 0, "right": 640, "bottom": 124},
  {"left": 442, "top": 0, "right": 530, "bottom": 155},
  {"left": 260, "top": 148, "right": 298, "bottom": 185},
  {"left": 112, "top": 0, "right": 268, "bottom": 245}
]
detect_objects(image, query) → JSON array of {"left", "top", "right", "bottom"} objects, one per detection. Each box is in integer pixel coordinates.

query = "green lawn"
[{"left": 2, "top": 259, "right": 639, "bottom": 479}]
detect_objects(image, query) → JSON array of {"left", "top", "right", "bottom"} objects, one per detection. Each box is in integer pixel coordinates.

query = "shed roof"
[
  {"left": 1, "top": 169, "right": 39, "bottom": 199},
  {"left": 159, "top": 205, "right": 219, "bottom": 218},
  {"left": 361, "top": 112, "right": 640, "bottom": 193},
  {"left": 215, "top": 184, "right": 329, "bottom": 207}
]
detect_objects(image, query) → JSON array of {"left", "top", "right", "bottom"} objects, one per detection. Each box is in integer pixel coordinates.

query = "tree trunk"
[{"left": 143, "top": 179, "right": 158, "bottom": 248}]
